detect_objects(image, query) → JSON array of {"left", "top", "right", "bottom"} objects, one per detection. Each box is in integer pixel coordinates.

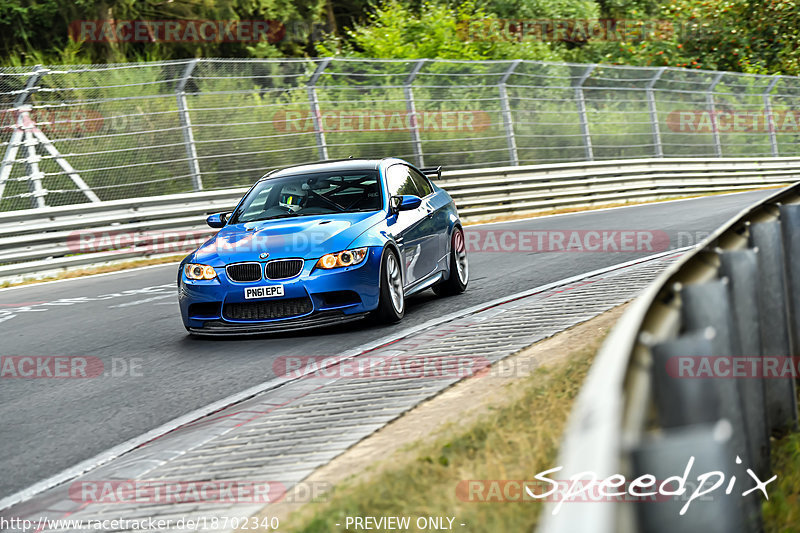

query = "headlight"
[
  {"left": 316, "top": 248, "right": 369, "bottom": 269},
  {"left": 184, "top": 263, "right": 217, "bottom": 280}
]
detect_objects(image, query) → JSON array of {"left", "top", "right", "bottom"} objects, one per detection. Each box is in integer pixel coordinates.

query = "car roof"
[{"left": 265, "top": 158, "right": 389, "bottom": 179}]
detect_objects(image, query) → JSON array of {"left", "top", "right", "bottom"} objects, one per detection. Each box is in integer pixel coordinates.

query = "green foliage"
[
  {"left": 0, "top": 0, "right": 333, "bottom": 64},
  {"left": 317, "top": 1, "right": 563, "bottom": 61},
  {"left": 581, "top": 0, "right": 800, "bottom": 74},
  {"left": 487, "top": 0, "right": 600, "bottom": 19},
  {"left": 0, "top": 0, "right": 796, "bottom": 75}
]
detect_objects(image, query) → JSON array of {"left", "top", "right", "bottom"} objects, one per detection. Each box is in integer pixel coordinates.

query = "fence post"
[
  {"left": 0, "top": 65, "right": 44, "bottom": 206},
  {"left": 176, "top": 59, "right": 203, "bottom": 191},
  {"left": 498, "top": 60, "right": 521, "bottom": 166},
  {"left": 307, "top": 58, "right": 331, "bottom": 160},
  {"left": 575, "top": 64, "right": 595, "bottom": 161},
  {"left": 647, "top": 67, "right": 667, "bottom": 157},
  {"left": 404, "top": 59, "right": 427, "bottom": 168},
  {"left": 763, "top": 76, "right": 780, "bottom": 157},
  {"left": 707, "top": 72, "right": 724, "bottom": 157}
]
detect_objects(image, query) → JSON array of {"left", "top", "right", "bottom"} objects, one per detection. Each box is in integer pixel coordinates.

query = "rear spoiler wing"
[{"left": 419, "top": 166, "right": 442, "bottom": 180}]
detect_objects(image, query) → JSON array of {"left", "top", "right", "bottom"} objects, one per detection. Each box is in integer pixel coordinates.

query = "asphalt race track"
[{"left": 0, "top": 189, "right": 775, "bottom": 499}]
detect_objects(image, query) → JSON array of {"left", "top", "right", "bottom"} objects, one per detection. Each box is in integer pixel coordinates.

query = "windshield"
[{"left": 229, "top": 170, "right": 383, "bottom": 224}]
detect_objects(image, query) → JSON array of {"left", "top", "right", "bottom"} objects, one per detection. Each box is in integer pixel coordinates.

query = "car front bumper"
[{"left": 179, "top": 247, "right": 382, "bottom": 335}]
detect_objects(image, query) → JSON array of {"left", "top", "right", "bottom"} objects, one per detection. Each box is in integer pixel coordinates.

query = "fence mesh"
[{"left": 1, "top": 58, "right": 798, "bottom": 211}]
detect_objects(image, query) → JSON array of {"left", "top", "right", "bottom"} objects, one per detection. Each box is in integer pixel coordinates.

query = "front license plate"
[{"left": 244, "top": 285, "right": 284, "bottom": 299}]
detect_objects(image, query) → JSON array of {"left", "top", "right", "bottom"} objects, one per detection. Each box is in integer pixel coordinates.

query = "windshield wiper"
[{"left": 244, "top": 213, "right": 302, "bottom": 223}]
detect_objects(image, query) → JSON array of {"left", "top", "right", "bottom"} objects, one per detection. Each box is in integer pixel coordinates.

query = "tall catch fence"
[{"left": 1, "top": 58, "right": 799, "bottom": 211}]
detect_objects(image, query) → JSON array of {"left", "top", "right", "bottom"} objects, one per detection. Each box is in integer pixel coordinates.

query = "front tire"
[
  {"left": 433, "top": 226, "right": 468, "bottom": 296},
  {"left": 374, "top": 248, "right": 405, "bottom": 323}
]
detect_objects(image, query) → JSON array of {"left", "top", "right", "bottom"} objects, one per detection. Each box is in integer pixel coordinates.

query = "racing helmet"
[{"left": 278, "top": 183, "right": 307, "bottom": 212}]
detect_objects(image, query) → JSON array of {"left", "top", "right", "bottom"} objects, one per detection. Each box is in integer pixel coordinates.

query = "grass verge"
[
  {"left": 274, "top": 312, "right": 614, "bottom": 533},
  {"left": 762, "top": 387, "right": 800, "bottom": 532}
]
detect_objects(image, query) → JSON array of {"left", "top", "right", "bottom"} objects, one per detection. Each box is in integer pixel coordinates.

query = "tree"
[{"left": 316, "top": 1, "right": 564, "bottom": 61}]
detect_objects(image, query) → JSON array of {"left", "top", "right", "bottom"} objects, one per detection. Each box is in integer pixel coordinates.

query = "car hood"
[{"left": 193, "top": 212, "right": 384, "bottom": 265}]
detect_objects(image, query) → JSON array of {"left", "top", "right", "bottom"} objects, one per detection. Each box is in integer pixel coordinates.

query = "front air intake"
[
  {"left": 226, "top": 262, "right": 262, "bottom": 282},
  {"left": 223, "top": 297, "right": 313, "bottom": 320},
  {"left": 265, "top": 259, "right": 304, "bottom": 280}
]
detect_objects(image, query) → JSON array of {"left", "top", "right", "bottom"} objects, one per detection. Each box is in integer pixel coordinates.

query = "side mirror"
[
  {"left": 206, "top": 212, "right": 229, "bottom": 228},
  {"left": 390, "top": 195, "right": 422, "bottom": 214}
]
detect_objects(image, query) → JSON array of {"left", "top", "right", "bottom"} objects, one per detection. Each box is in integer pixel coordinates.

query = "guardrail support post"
[
  {"left": 706, "top": 72, "right": 724, "bottom": 157},
  {"left": 176, "top": 59, "right": 203, "bottom": 191},
  {"left": 750, "top": 220, "right": 797, "bottom": 433},
  {"left": 308, "top": 58, "right": 331, "bottom": 160},
  {"left": 647, "top": 67, "right": 666, "bottom": 157},
  {"left": 763, "top": 76, "right": 780, "bottom": 157},
  {"left": 631, "top": 421, "right": 748, "bottom": 533},
  {"left": 575, "top": 64, "right": 595, "bottom": 162},
  {"left": 780, "top": 205, "right": 800, "bottom": 357},
  {"left": 499, "top": 60, "right": 521, "bottom": 166},
  {"left": 681, "top": 281, "right": 753, "bottom": 464},
  {"left": 719, "top": 249, "right": 770, "bottom": 479},
  {"left": 651, "top": 330, "right": 720, "bottom": 427},
  {"left": 404, "top": 59, "right": 427, "bottom": 168}
]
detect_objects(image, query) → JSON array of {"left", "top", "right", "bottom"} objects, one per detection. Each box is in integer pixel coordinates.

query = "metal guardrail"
[
  {"left": 542, "top": 176, "right": 800, "bottom": 532},
  {"left": 0, "top": 157, "right": 796, "bottom": 280},
  {"left": 3, "top": 59, "right": 800, "bottom": 211}
]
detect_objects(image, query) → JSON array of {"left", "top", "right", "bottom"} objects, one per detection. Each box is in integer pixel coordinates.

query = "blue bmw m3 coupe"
[{"left": 178, "top": 158, "right": 469, "bottom": 335}]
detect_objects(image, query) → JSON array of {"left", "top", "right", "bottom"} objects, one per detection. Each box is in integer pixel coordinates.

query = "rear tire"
[
  {"left": 433, "top": 226, "right": 468, "bottom": 296},
  {"left": 374, "top": 248, "right": 405, "bottom": 323}
]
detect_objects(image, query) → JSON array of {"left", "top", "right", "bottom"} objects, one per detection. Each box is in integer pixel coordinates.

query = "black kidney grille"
[
  {"left": 223, "top": 297, "right": 313, "bottom": 321},
  {"left": 226, "top": 263, "right": 262, "bottom": 282},
  {"left": 265, "top": 259, "right": 304, "bottom": 280}
]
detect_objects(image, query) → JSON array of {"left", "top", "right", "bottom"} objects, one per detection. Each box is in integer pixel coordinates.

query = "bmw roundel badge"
[{"left": 260, "top": 252, "right": 270, "bottom": 259}]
